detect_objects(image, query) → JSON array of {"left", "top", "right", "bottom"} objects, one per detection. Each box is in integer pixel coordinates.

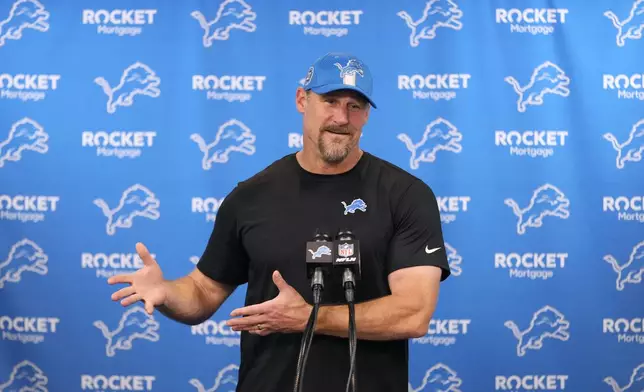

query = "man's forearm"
[
  {"left": 156, "top": 276, "right": 220, "bottom": 325},
  {"left": 315, "top": 293, "right": 430, "bottom": 340}
]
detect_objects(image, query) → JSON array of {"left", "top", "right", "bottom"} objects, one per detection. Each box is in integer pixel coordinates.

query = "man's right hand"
[{"left": 108, "top": 242, "right": 167, "bottom": 315}]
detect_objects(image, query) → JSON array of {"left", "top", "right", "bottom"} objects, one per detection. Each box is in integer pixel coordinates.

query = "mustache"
[{"left": 321, "top": 125, "right": 352, "bottom": 134}]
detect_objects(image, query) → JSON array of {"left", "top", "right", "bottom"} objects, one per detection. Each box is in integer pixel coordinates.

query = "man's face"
[{"left": 296, "top": 88, "right": 370, "bottom": 164}]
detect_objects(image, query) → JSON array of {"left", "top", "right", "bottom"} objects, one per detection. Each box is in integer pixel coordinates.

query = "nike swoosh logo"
[{"left": 425, "top": 246, "right": 441, "bottom": 254}]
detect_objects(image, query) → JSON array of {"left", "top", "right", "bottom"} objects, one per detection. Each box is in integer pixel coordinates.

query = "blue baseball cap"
[{"left": 302, "top": 52, "right": 377, "bottom": 108}]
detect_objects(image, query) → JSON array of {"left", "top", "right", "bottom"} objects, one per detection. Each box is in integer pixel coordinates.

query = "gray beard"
[{"left": 318, "top": 132, "right": 353, "bottom": 164}]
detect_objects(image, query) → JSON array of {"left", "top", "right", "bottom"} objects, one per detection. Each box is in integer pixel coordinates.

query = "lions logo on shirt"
[{"left": 342, "top": 198, "right": 367, "bottom": 215}]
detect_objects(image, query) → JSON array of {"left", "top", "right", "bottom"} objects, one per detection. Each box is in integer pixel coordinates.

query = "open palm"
[{"left": 108, "top": 242, "right": 167, "bottom": 314}]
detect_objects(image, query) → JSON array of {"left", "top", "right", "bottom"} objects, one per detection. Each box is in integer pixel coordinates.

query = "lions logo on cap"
[
  {"left": 303, "top": 66, "right": 314, "bottom": 86},
  {"left": 334, "top": 59, "right": 364, "bottom": 86}
]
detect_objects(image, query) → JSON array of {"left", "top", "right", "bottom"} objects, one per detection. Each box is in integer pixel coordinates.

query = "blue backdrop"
[{"left": 1, "top": 0, "right": 642, "bottom": 391}]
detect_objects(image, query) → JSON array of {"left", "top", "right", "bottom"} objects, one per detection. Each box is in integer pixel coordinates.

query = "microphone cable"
[
  {"left": 344, "top": 280, "right": 357, "bottom": 392},
  {"left": 293, "top": 276, "right": 323, "bottom": 392}
]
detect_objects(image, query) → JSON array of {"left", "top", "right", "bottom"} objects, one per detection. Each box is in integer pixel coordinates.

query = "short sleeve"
[
  {"left": 196, "top": 188, "right": 249, "bottom": 286},
  {"left": 387, "top": 180, "right": 451, "bottom": 281}
]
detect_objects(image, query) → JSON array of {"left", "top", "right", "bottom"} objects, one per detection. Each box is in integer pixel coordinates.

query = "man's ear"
[{"left": 295, "top": 87, "right": 307, "bottom": 114}]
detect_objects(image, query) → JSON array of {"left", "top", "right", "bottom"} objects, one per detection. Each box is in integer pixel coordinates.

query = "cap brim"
[{"left": 309, "top": 84, "right": 377, "bottom": 109}]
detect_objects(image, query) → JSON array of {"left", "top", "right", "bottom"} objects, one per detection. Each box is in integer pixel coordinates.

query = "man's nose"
[{"left": 331, "top": 106, "right": 350, "bottom": 125}]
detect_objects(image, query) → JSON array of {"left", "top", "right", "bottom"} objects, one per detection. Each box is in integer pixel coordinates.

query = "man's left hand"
[{"left": 226, "top": 270, "right": 312, "bottom": 336}]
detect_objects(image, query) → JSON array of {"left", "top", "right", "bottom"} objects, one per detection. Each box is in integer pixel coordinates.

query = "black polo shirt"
[{"left": 197, "top": 151, "right": 450, "bottom": 392}]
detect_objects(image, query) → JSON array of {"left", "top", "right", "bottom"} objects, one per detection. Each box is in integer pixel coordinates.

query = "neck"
[{"left": 296, "top": 147, "right": 363, "bottom": 175}]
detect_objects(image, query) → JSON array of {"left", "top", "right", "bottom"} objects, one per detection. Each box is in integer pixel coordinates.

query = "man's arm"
[
  {"left": 160, "top": 184, "right": 248, "bottom": 325},
  {"left": 315, "top": 265, "right": 442, "bottom": 340},
  {"left": 157, "top": 268, "right": 237, "bottom": 326}
]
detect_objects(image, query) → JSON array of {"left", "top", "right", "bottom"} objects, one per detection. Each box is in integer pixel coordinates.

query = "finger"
[
  {"left": 227, "top": 314, "right": 265, "bottom": 329},
  {"left": 107, "top": 273, "right": 133, "bottom": 285},
  {"left": 232, "top": 324, "right": 263, "bottom": 332},
  {"left": 136, "top": 242, "right": 156, "bottom": 266},
  {"left": 144, "top": 299, "right": 155, "bottom": 315},
  {"left": 250, "top": 328, "right": 272, "bottom": 336},
  {"left": 230, "top": 301, "right": 271, "bottom": 317},
  {"left": 111, "top": 286, "right": 136, "bottom": 301},
  {"left": 120, "top": 293, "right": 143, "bottom": 307},
  {"left": 272, "top": 270, "right": 289, "bottom": 292}
]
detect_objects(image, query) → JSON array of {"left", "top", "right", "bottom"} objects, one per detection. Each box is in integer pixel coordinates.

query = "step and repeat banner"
[{"left": 1, "top": 0, "right": 642, "bottom": 391}]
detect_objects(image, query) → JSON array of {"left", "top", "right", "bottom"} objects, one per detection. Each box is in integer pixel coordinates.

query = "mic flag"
[
  {"left": 333, "top": 229, "right": 361, "bottom": 281},
  {"left": 306, "top": 232, "right": 334, "bottom": 281}
]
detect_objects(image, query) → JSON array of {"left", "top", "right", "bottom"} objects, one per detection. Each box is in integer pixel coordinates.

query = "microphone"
[
  {"left": 333, "top": 228, "right": 360, "bottom": 392},
  {"left": 333, "top": 228, "right": 361, "bottom": 292},
  {"left": 305, "top": 231, "right": 334, "bottom": 302},
  {"left": 294, "top": 230, "right": 332, "bottom": 392}
]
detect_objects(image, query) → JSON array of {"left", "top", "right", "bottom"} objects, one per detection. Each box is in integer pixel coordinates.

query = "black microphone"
[
  {"left": 305, "top": 231, "right": 334, "bottom": 301},
  {"left": 294, "top": 231, "right": 333, "bottom": 392},
  {"left": 333, "top": 228, "right": 361, "bottom": 290},
  {"left": 333, "top": 228, "right": 360, "bottom": 392}
]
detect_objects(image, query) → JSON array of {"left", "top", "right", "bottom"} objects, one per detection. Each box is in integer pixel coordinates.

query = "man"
[{"left": 108, "top": 52, "right": 451, "bottom": 391}]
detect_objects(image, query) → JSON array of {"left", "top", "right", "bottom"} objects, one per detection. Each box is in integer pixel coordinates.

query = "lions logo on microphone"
[{"left": 308, "top": 245, "right": 331, "bottom": 259}]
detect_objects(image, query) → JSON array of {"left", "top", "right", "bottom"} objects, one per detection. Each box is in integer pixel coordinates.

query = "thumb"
[
  {"left": 136, "top": 242, "right": 156, "bottom": 266},
  {"left": 272, "top": 270, "right": 289, "bottom": 291},
  {"left": 144, "top": 299, "right": 154, "bottom": 315}
]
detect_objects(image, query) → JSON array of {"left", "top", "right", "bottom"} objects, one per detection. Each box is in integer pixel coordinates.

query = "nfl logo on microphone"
[{"left": 338, "top": 243, "right": 354, "bottom": 257}]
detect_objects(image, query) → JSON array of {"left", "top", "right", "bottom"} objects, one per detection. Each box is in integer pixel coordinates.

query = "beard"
[{"left": 317, "top": 124, "right": 357, "bottom": 164}]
